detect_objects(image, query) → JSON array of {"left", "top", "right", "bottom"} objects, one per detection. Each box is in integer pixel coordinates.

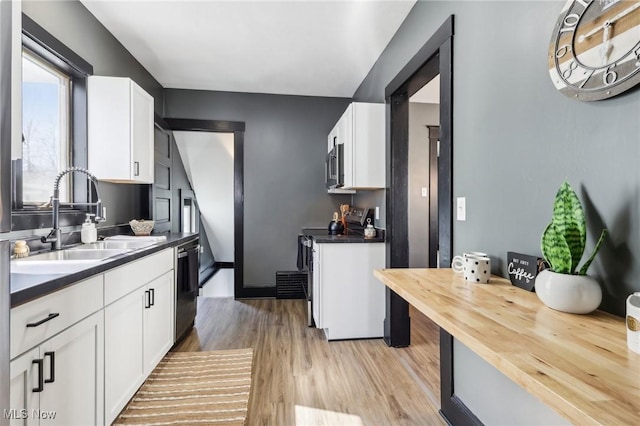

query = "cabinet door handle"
[
  {"left": 44, "top": 351, "right": 55, "bottom": 384},
  {"left": 33, "top": 359, "right": 44, "bottom": 393},
  {"left": 134, "top": 161, "right": 140, "bottom": 176},
  {"left": 144, "top": 290, "right": 151, "bottom": 309},
  {"left": 149, "top": 288, "right": 155, "bottom": 307},
  {"left": 26, "top": 313, "right": 60, "bottom": 328}
]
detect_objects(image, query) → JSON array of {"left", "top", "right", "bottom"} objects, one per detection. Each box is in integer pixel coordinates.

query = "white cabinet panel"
[
  {"left": 10, "top": 312, "right": 104, "bottom": 426},
  {"left": 104, "top": 248, "right": 173, "bottom": 305},
  {"left": 11, "top": 276, "right": 103, "bottom": 360},
  {"left": 131, "top": 82, "right": 154, "bottom": 183},
  {"left": 88, "top": 76, "right": 154, "bottom": 183},
  {"left": 312, "top": 243, "right": 321, "bottom": 328},
  {"left": 104, "top": 289, "right": 145, "bottom": 425},
  {"left": 328, "top": 102, "right": 385, "bottom": 190},
  {"left": 104, "top": 261, "right": 175, "bottom": 424},
  {"left": 314, "top": 243, "right": 385, "bottom": 340},
  {"left": 40, "top": 312, "right": 104, "bottom": 426},
  {"left": 143, "top": 271, "right": 174, "bottom": 375},
  {"left": 9, "top": 348, "right": 39, "bottom": 426}
]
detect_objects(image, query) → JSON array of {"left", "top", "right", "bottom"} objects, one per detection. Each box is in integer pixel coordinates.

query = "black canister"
[{"left": 328, "top": 212, "right": 345, "bottom": 235}]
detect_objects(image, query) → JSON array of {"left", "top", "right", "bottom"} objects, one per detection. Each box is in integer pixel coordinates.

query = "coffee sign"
[{"left": 507, "top": 252, "right": 546, "bottom": 292}]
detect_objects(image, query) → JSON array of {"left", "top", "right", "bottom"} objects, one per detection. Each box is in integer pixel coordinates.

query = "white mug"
[
  {"left": 463, "top": 256, "right": 491, "bottom": 283},
  {"left": 626, "top": 292, "right": 640, "bottom": 355},
  {"left": 451, "top": 252, "right": 488, "bottom": 273}
]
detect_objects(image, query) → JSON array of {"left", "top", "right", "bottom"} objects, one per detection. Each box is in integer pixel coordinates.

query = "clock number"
[
  {"left": 556, "top": 45, "right": 571, "bottom": 58},
  {"left": 560, "top": 13, "right": 580, "bottom": 33},
  {"left": 603, "top": 66, "right": 618, "bottom": 85},
  {"left": 562, "top": 61, "right": 594, "bottom": 88},
  {"left": 635, "top": 47, "right": 640, "bottom": 67},
  {"left": 579, "top": 69, "right": 595, "bottom": 88},
  {"left": 562, "top": 60, "right": 579, "bottom": 79}
]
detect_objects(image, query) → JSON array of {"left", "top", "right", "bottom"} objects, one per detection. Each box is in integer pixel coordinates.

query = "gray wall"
[
  {"left": 408, "top": 102, "right": 439, "bottom": 268},
  {"left": 18, "top": 0, "right": 164, "bottom": 231},
  {"left": 164, "top": 89, "right": 351, "bottom": 287},
  {"left": 353, "top": 0, "right": 640, "bottom": 317},
  {"left": 453, "top": 338, "right": 569, "bottom": 425}
]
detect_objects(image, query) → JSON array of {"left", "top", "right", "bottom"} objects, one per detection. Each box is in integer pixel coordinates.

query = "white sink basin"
[
  {"left": 11, "top": 259, "right": 99, "bottom": 275},
  {"left": 11, "top": 235, "right": 167, "bottom": 276},
  {"left": 105, "top": 235, "right": 167, "bottom": 242},
  {"left": 27, "top": 248, "right": 130, "bottom": 261},
  {"left": 71, "top": 240, "right": 155, "bottom": 250},
  {"left": 11, "top": 247, "right": 131, "bottom": 275}
]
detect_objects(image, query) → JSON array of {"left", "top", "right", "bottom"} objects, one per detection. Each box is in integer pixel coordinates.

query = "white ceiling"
[{"left": 81, "top": 0, "right": 417, "bottom": 98}]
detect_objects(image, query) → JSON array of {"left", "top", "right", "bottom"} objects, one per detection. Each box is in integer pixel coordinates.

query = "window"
[
  {"left": 12, "top": 14, "right": 94, "bottom": 230},
  {"left": 21, "top": 48, "right": 72, "bottom": 204}
]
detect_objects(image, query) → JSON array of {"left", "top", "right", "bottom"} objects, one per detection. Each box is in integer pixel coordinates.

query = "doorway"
[
  {"left": 384, "top": 13, "right": 467, "bottom": 423},
  {"left": 174, "top": 131, "right": 235, "bottom": 298},
  {"left": 164, "top": 118, "right": 262, "bottom": 299},
  {"left": 407, "top": 75, "right": 440, "bottom": 269},
  {"left": 383, "top": 16, "right": 453, "bottom": 347},
  {"left": 384, "top": 15, "right": 479, "bottom": 425}
]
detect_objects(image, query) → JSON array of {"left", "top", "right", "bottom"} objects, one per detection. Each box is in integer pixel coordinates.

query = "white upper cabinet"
[
  {"left": 88, "top": 76, "right": 154, "bottom": 183},
  {"left": 335, "top": 102, "right": 385, "bottom": 189}
]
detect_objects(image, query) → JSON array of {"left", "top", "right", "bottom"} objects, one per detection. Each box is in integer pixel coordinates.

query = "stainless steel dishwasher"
[{"left": 175, "top": 238, "right": 199, "bottom": 343}]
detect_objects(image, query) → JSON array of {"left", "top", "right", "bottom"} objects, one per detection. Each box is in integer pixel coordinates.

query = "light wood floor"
[{"left": 173, "top": 298, "right": 444, "bottom": 425}]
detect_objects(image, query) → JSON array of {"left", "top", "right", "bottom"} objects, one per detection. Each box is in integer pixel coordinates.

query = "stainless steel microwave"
[{"left": 325, "top": 142, "right": 344, "bottom": 189}]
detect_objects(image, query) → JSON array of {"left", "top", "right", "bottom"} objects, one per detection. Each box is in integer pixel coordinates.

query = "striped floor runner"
[{"left": 113, "top": 349, "right": 254, "bottom": 425}]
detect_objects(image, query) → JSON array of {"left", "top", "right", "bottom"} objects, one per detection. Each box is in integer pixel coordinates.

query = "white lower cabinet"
[
  {"left": 9, "top": 348, "right": 39, "bottom": 426},
  {"left": 313, "top": 242, "right": 385, "bottom": 340},
  {"left": 10, "top": 247, "right": 177, "bottom": 426},
  {"left": 312, "top": 247, "right": 321, "bottom": 328},
  {"left": 104, "top": 254, "right": 174, "bottom": 425},
  {"left": 10, "top": 311, "right": 104, "bottom": 426},
  {"left": 104, "top": 290, "right": 144, "bottom": 424},
  {"left": 143, "top": 271, "right": 174, "bottom": 376}
]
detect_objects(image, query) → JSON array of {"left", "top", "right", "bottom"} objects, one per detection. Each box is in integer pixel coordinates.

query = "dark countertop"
[
  {"left": 11, "top": 233, "right": 198, "bottom": 308},
  {"left": 301, "top": 227, "right": 385, "bottom": 244}
]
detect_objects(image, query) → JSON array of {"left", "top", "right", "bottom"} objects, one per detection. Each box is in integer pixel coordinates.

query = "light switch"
[
  {"left": 456, "top": 197, "right": 466, "bottom": 221},
  {"left": 421, "top": 187, "right": 428, "bottom": 197}
]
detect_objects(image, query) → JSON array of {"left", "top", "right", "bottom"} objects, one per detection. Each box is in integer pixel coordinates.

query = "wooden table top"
[{"left": 374, "top": 268, "right": 640, "bottom": 426}]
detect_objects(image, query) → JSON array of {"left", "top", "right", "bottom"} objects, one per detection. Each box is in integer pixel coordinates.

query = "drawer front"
[
  {"left": 104, "top": 248, "right": 173, "bottom": 305},
  {"left": 11, "top": 275, "right": 104, "bottom": 360}
]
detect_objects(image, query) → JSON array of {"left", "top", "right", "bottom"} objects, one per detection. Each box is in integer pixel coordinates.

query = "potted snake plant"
[{"left": 535, "top": 182, "right": 607, "bottom": 314}]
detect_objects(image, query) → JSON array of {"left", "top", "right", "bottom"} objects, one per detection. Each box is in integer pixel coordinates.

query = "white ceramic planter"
[{"left": 534, "top": 270, "right": 602, "bottom": 314}]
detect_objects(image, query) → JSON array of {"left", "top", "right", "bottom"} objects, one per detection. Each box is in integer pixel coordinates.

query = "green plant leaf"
[
  {"left": 541, "top": 222, "right": 573, "bottom": 273},
  {"left": 578, "top": 229, "right": 608, "bottom": 275},
  {"left": 551, "top": 182, "right": 586, "bottom": 272}
]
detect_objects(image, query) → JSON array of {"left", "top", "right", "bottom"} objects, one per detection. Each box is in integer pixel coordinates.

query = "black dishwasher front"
[{"left": 175, "top": 238, "right": 199, "bottom": 343}]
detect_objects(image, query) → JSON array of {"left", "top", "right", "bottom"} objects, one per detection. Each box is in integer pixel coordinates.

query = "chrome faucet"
[{"left": 41, "top": 167, "right": 105, "bottom": 250}]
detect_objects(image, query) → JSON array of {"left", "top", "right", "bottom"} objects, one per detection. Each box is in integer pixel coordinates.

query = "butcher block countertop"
[{"left": 373, "top": 268, "right": 639, "bottom": 426}]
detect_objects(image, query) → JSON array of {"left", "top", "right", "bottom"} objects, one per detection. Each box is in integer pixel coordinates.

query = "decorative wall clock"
[{"left": 549, "top": 0, "right": 640, "bottom": 101}]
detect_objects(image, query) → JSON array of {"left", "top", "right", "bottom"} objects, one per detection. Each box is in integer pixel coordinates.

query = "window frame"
[
  {"left": 13, "top": 13, "right": 93, "bottom": 231},
  {"left": 20, "top": 46, "right": 73, "bottom": 206}
]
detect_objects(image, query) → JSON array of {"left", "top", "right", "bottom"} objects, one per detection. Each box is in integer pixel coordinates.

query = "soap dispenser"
[{"left": 81, "top": 214, "right": 97, "bottom": 244}]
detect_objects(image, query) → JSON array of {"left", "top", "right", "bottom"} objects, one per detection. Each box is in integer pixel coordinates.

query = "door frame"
[
  {"left": 427, "top": 125, "right": 439, "bottom": 268},
  {"left": 384, "top": 14, "right": 480, "bottom": 426},
  {"left": 163, "top": 118, "right": 262, "bottom": 299},
  {"left": 383, "top": 15, "right": 454, "bottom": 346}
]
